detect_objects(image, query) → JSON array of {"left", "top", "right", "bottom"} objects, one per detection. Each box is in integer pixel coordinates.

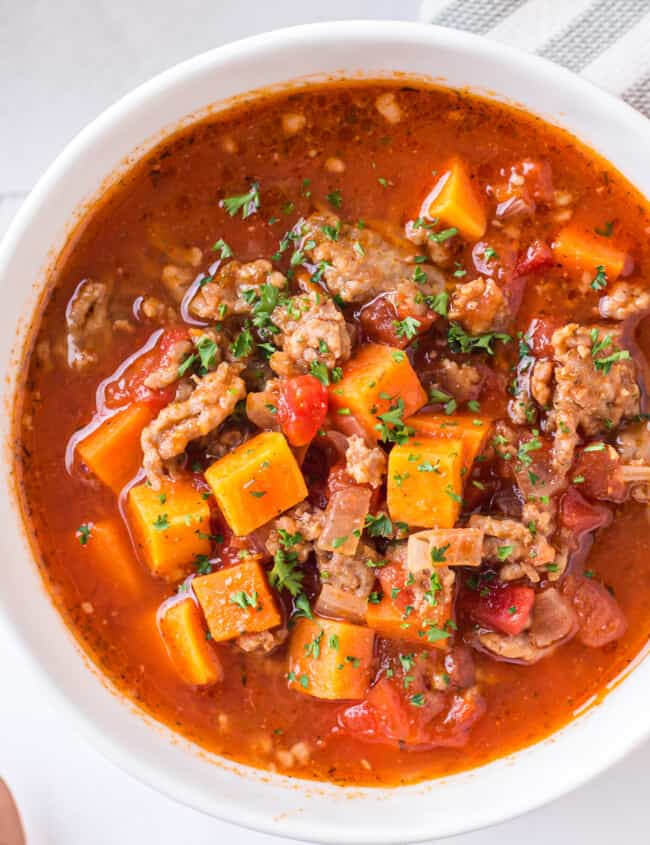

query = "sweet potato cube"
[
  {"left": 204, "top": 431, "right": 307, "bottom": 536},
  {"left": 387, "top": 436, "right": 464, "bottom": 528},
  {"left": 77, "top": 403, "right": 154, "bottom": 493},
  {"left": 193, "top": 558, "right": 282, "bottom": 642},
  {"left": 84, "top": 519, "right": 143, "bottom": 597},
  {"left": 366, "top": 591, "right": 453, "bottom": 650},
  {"left": 422, "top": 159, "right": 487, "bottom": 241},
  {"left": 158, "top": 596, "right": 223, "bottom": 686},
  {"left": 288, "top": 617, "right": 375, "bottom": 700},
  {"left": 328, "top": 345, "right": 427, "bottom": 440},
  {"left": 553, "top": 227, "right": 629, "bottom": 280},
  {"left": 127, "top": 479, "right": 211, "bottom": 581},
  {"left": 405, "top": 413, "right": 491, "bottom": 472}
]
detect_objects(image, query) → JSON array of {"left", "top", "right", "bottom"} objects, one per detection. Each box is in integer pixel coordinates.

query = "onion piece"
[
  {"left": 529, "top": 588, "right": 577, "bottom": 649},
  {"left": 314, "top": 584, "right": 368, "bottom": 624},
  {"left": 408, "top": 528, "right": 484, "bottom": 573},
  {"left": 246, "top": 389, "right": 280, "bottom": 431},
  {"left": 620, "top": 464, "right": 650, "bottom": 483},
  {"left": 317, "top": 487, "right": 372, "bottom": 556}
]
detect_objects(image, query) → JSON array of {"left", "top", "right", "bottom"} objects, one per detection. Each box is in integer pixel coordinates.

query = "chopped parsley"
[
  {"left": 221, "top": 182, "right": 260, "bottom": 219},
  {"left": 448, "top": 322, "right": 511, "bottom": 355},
  {"left": 326, "top": 189, "right": 342, "bottom": 208},
  {"left": 229, "top": 590, "right": 259, "bottom": 610},
  {"left": 76, "top": 523, "right": 92, "bottom": 545},
  {"left": 152, "top": 514, "right": 169, "bottom": 532},
  {"left": 364, "top": 513, "right": 393, "bottom": 537},
  {"left": 431, "top": 544, "right": 450, "bottom": 563},
  {"left": 393, "top": 316, "right": 420, "bottom": 340},
  {"left": 211, "top": 238, "right": 233, "bottom": 259},
  {"left": 591, "top": 264, "right": 607, "bottom": 291}
]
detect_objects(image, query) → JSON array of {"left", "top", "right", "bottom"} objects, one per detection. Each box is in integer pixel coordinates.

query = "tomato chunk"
[
  {"left": 104, "top": 327, "right": 190, "bottom": 411},
  {"left": 563, "top": 575, "right": 627, "bottom": 647},
  {"left": 339, "top": 676, "right": 445, "bottom": 747},
  {"left": 572, "top": 446, "right": 626, "bottom": 503},
  {"left": 560, "top": 487, "right": 612, "bottom": 535},
  {"left": 462, "top": 583, "right": 535, "bottom": 635},
  {"left": 277, "top": 375, "right": 328, "bottom": 446},
  {"left": 525, "top": 317, "right": 559, "bottom": 357},
  {"left": 515, "top": 239, "right": 554, "bottom": 277}
]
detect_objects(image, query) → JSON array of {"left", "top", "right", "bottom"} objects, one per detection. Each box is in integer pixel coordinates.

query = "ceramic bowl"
[{"left": 1, "top": 20, "right": 649, "bottom": 843}]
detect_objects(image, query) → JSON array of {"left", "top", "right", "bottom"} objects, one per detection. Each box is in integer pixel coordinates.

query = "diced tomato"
[
  {"left": 428, "top": 687, "right": 487, "bottom": 748},
  {"left": 395, "top": 292, "right": 437, "bottom": 334},
  {"left": 471, "top": 239, "right": 517, "bottom": 282},
  {"left": 462, "top": 583, "right": 535, "bottom": 635},
  {"left": 562, "top": 575, "right": 627, "bottom": 647},
  {"left": 277, "top": 375, "right": 329, "bottom": 446},
  {"left": 359, "top": 295, "right": 406, "bottom": 347},
  {"left": 525, "top": 317, "right": 559, "bottom": 357},
  {"left": 515, "top": 240, "right": 554, "bottom": 277},
  {"left": 572, "top": 446, "right": 626, "bottom": 502},
  {"left": 377, "top": 563, "right": 413, "bottom": 614},
  {"left": 339, "top": 676, "right": 445, "bottom": 747},
  {"left": 560, "top": 487, "right": 613, "bottom": 535},
  {"left": 104, "top": 327, "right": 190, "bottom": 411}
]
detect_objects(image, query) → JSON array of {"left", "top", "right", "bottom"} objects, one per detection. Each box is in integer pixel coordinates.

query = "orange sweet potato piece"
[
  {"left": 204, "top": 431, "right": 307, "bottom": 536},
  {"left": 83, "top": 519, "right": 143, "bottom": 597},
  {"left": 387, "top": 436, "right": 464, "bottom": 528},
  {"left": 193, "top": 558, "right": 282, "bottom": 642},
  {"left": 288, "top": 616, "right": 375, "bottom": 700},
  {"left": 422, "top": 159, "right": 487, "bottom": 240},
  {"left": 127, "top": 479, "right": 211, "bottom": 581},
  {"left": 366, "top": 563, "right": 454, "bottom": 649},
  {"left": 77, "top": 403, "right": 155, "bottom": 493},
  {"left": 328, "top": 345, "right": 427, "bottom": 440},
  {"left": 405, "top": 413, "right": 491, "bottom": 472},
  {"left": 366, "top": 595, "right": 452, "bottom": 649},
  {"left": 158, "top": 596, "right": 223, "bottom": 686},
  {"left": 553, "top": 227, "right": 629, "bottom": 280}
]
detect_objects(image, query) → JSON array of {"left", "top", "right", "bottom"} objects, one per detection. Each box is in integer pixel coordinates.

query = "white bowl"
[{"left": 1, "top": 20, "right": 650, "bottom": 844}]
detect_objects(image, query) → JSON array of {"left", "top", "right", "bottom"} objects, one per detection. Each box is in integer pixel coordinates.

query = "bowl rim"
[{"left": 2, "top": 18, "right": 650, "bottom": 844}]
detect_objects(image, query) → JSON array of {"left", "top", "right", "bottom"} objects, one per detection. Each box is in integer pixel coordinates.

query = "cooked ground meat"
[
  {"left": 303, "top": 213, "right": 440, "bottom": 303},
  {"left": 161, "top": 264, "right": 196, "bottom": 303},
  {"left": 404, "top": 219, "right": 455, "bottom": 267},
  {"left": 345, "top": 435, "right": 387, "bottom": 488},
  {"left": 269, "top": 291, "right": 352, "bottom": 376},
  {"left": 265, "top": 503, "right": 325, "bottom": 563},
  {"left": 616, "top": 419, "right": 650, "bottom": 463},
  {"left": 65, "top": 280, "right": 111, "bottom": 370},
  {"left": 316, "top": 542, "right": 378, "bottom": 598},
  {"left": 599, "top": 281, "right": 650, "bottom": 321},
  {"left": 468, "top": 514, "right": 556, "bottom": 582},
  {"left": 140, "top": 296, "right": 177, "bottom": 324},
  {"left": 141, "top": 362, "right": 246, "bottom": 487},
  {"left": 530, "top": 359, "right": 554, "bottom": 408},
  {"left": 436, "top": 358, "right": 483, "bottom": 404},
  {"left": 548, "top": 323, "right": 640, "bottom": 474},
  {"left": 190, "top": 259, "right": 286, "bottom": 320},
  {"left": 236, "top": 627, "right": 288, "bottom": 654},
  {"left": 411, "top": 565, "right": 455, "bottom": 616},
  {"left": 143, "top": 337, "right": 193, "bottom": 390},
  {"left": 448, "top": 277, "right": 509, "bottom": 334}
]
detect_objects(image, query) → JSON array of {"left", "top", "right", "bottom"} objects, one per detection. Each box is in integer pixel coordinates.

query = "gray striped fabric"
[{"left": 419, "top": 0, "right": 650, "bottom": 118}]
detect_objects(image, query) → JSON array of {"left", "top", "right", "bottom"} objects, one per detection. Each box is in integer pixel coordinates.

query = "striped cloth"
[{"left": 419, "top": 0, "right": 650, "bottom": 118}]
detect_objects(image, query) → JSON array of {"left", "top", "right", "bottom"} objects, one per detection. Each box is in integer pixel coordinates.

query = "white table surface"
[{"left": 2, "top": 1, "right": 649, "bottom": 842}]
